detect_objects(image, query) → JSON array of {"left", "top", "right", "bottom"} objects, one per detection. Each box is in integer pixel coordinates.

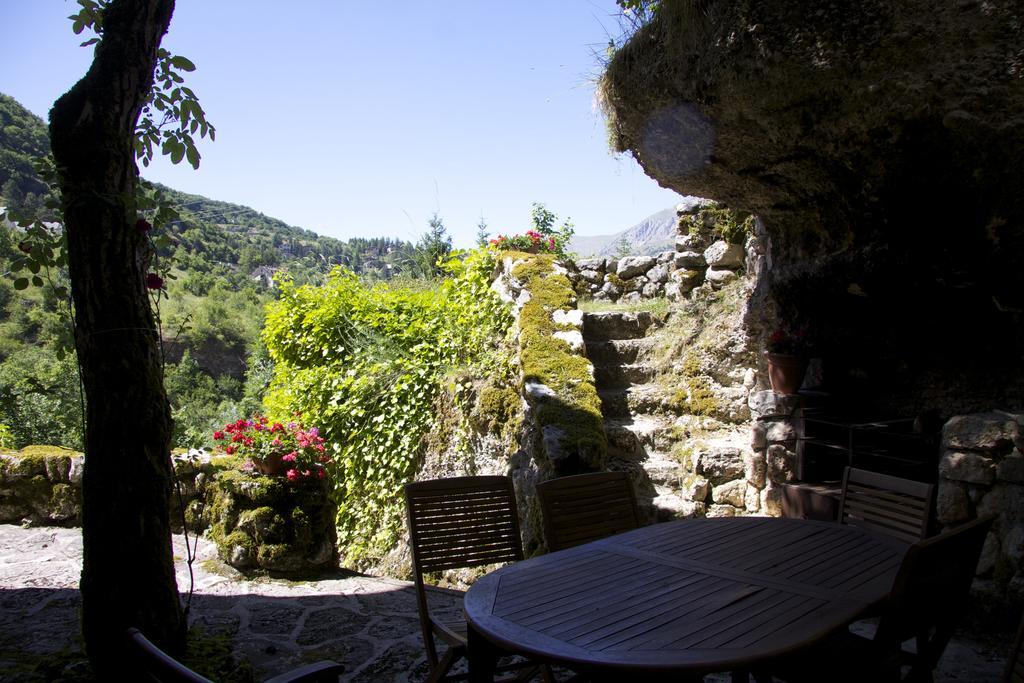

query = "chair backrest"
[
  {"left": 876, "top": 515, "right": 995, "bottom": 669},
  {"left": 126, "top": 628, "right": 214, "bottom": 683},
  {"left": 838, "top": 466, "right": 935, "bottom": 543},
  {"left": 405, "top": 475, "right": 525, "bottom": 576},
  {"left": 127, "top": 627, "right": 344, "bottom": 683},
  {"left": 536, "top": 471, "right": 640, "bottom": 552}
]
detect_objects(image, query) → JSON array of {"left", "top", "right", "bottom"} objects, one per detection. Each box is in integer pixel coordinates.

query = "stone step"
[
  {"left": 643, "top": 451, "right": 686, "bottom": 488},
  {"left": 585, "top": 338, "right": 656, "bottom": 365},
  {"left": 594, "top": 363, "right": 660, "bottom": 388},
  {"left": 598, "top": 385, "right": 669, "bottom": 418},
  {"left": 582, "top": 311, "right": 656, "bottom": 341},
  {"left": 604, "top": 415, "right": 680, "bottom": 454}
]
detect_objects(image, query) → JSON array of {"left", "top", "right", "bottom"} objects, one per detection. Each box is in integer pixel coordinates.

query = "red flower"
[
  {"left": 213, "top": 431, "right": 224, "bottom": 440},
  {"left": 317, "top": 469, "right": 326, "bottom": 479},
  {"left": 225, "top": 445, "right": 235, "bottom": 455},
  {"left": 145, "top": 273, "right": 164, "bottom": 290},
  {"left": 136, "top": 218, "right": 152, "bottom": 233},
  {"left": 232, "top": 432, "right": 244, "bottom": 443}
]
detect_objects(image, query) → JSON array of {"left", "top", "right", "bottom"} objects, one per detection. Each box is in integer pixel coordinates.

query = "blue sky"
[{"left": 0, "top": 1, "right": 681, "bottom": 247}]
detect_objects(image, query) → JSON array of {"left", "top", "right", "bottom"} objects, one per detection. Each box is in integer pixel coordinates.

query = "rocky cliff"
[{"left": 600, "top": 0, "right": 1024, "bottom": 416}]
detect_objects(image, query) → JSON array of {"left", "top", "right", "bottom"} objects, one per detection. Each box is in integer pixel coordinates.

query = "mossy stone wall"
[{"left": 208, "top": 470, "right": 337, "bottom": 575}]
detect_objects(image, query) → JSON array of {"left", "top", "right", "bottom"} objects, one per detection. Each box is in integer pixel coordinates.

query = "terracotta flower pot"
[
  {"left": 765, "top": 352, "right": 808, "bottom": 395},
  {"left": 254, "top": 452, "right": 287, "bottom": 476}
]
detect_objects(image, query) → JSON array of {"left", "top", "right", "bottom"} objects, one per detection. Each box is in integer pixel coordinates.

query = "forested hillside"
[{"left": 0, "top": 93, "right": 425, "bottom": 450}]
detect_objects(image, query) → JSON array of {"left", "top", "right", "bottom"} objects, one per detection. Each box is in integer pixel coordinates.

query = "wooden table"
[{"left": 463, "top": 517, "right": 907, "bottom": 681}]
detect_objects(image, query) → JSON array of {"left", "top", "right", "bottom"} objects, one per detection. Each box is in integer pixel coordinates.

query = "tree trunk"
[{"left": 48, "top": 0, "right": 181, "bottom": 673}]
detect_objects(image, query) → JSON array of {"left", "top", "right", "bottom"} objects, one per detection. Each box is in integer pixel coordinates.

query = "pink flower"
[
  {"left": 272, "top": 438, "right": 282, "bottom": 447},
  {"left": 317, "top": 469, "right": 326, "bottom": 479},
  {"left": 145, "top": 273, "right": 164, "bottom": 290},
  {"left": 282, "top": 452, "right": 297, "bottom": 463},
  {"left": 286, "top": 469, "right": 300, "bottom": 481}
]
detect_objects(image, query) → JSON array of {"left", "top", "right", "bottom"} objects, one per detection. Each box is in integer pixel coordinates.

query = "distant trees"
[
  {"left": 403, "top": 211, "right": 452, "bottom": 278},
  {"left": 476, "top": 215, "right": 490, "bottom": 247}
]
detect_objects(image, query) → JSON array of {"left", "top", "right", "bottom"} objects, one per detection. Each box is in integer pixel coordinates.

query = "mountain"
[
  {"left": 569, "top": 197, "right": 709, "bottom": 258},
  {"left": 569, "top": 207, "right": 677, "bottom": 257},
  {"left": 0, "top": 92, "right": 423, "bottom": 452},
  {"left": 0, "top": 92, "right": 413, "bottom": 280}
]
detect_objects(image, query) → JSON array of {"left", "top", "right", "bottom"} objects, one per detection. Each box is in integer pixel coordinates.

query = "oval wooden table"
[{"left": 463, "top": 517, "right": 908, "bottom": 681}]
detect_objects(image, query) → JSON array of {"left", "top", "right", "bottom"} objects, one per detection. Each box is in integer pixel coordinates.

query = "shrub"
[{"left": 261, "top": 247, "right": 513, "bottom": 566}]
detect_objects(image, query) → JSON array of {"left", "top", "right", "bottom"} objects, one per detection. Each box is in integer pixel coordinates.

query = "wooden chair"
[
  {"left": 126, "top": 627, "right": 343, "bottom": 682},
  {"left": 768, "top": 514, "right": 995, "bottom": 683},
  {"left": 405, "top": 476, "right": 547, "bottom": 683},
  {"left": 1005, "top": 611, "right": 1024, "bottom": 682},
  {"left": 536, "top": 471, "right": 640, "bottom": 552},
  {"left": 838, "top": 467, "right": 936, "bottom": 543}
]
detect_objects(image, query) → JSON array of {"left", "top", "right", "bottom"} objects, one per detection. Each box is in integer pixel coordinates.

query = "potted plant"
[
  {"left": 213, "top": 416, "right": 329, "bottom": 482},
  {"left": 765, "top": 327, "right": 810, "bottom": 395}
]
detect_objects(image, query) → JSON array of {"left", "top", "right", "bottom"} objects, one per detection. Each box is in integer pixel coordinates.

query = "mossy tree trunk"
[{"left": 48, "top": 0, "right": 182, "bottom": 673}]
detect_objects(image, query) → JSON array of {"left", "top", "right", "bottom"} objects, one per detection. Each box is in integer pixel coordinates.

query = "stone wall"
[
  {"left": 0, "top": 447, "right": 239, "bottom": 533},
  {"left": 567, "top": 200, "right": 749, "bottom": 303},
  {"left": 936, "top": 411, "right": 1024, "bottom": 598}
]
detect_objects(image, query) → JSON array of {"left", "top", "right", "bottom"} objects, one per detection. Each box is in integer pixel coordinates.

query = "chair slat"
[
  {"left": 838, "top": 467, "right": 935, "bottom": 542},
  {"left": 537, "top": 471, "right": 641, "bottom": 552}
]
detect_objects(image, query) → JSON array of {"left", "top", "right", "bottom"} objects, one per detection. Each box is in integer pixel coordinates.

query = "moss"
[
  {"left": 256, "top": 542, "right": 295, "bottom": 567},
  {"left": 606, "top": 272, "right": 625, "bottom": 288},
  {"left": 239, "top": 506, "right": 287, "bottom": 543},
  {"left": 14, "top": 445, "right": 81, "bottom": 460},
  {"left": 209, "top": 454, "right": 244, "bottom": 469},
  {"left": 182, "top": 626, "right": 254, "bottom": 683},
  {"left": 215, "top": 529, "right": 256, "bottom": 567},
  {"left": 215, "top": 469, "right": 286, "bottom": 506},
  {"left": 474, "top": 385, "right": 521, "bottom": 437},
  {"left": 686, "top": 376, "right": 720, "bottom": 417},
  {"left": 514, "top": 254, "right": 606, "bottom": 469},
  {"left": 291, "top": 507, "right": 312, "bottom": 547}
]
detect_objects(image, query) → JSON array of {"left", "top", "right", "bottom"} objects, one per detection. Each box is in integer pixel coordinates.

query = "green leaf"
[
  {"left": 13, "top": 278, "right": 28, "bottom": 291},
  {"left": 80, "top": 37, "right": 100, "bottom": 47},
  {"left": 170, "top": 55, "right": 196, "bottom": 72},
  {"left": 185, "top": 145, "right": 200, "bottom": 169},
  {"left": 31, "top": 276, "right": 44, "bottom": 287}
]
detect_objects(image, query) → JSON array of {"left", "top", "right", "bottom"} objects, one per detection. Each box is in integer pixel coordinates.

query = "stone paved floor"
[{"left": 0, "top": 524, "right": 1012, "bottom": 682}]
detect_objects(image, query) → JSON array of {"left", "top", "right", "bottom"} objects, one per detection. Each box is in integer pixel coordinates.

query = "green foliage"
[
  {"left": 69, "top": 0, "right": 216, "bottom": 169},
  {"left": 0, "top": 424, "right": 14, "bottom": 450},
  {"left": 0, "top": 94, "right": 54, "bottom": 210},
  {"left": 261, "top": 248, "right": 513, "bottom": 566}
]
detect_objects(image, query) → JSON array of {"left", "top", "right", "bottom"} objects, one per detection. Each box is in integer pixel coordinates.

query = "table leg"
[{"left": 467, "top": 622, "right": 499, "bottom": 683}]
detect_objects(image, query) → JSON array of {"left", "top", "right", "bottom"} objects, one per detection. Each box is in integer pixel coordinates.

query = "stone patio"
[{"left": 0, "top": 524, "right": 1012, "bottom": 682}]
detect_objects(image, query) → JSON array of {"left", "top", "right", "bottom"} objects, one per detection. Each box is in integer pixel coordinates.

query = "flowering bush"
[
  {"left": 214, "top": 416, "right": 328, "bottom": 482},
  {"left": 489, "top": 230, "right": 562, "bottom": 255},
  {"left": 487, "top": 202, "right": 575, "bottom": 258}
]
